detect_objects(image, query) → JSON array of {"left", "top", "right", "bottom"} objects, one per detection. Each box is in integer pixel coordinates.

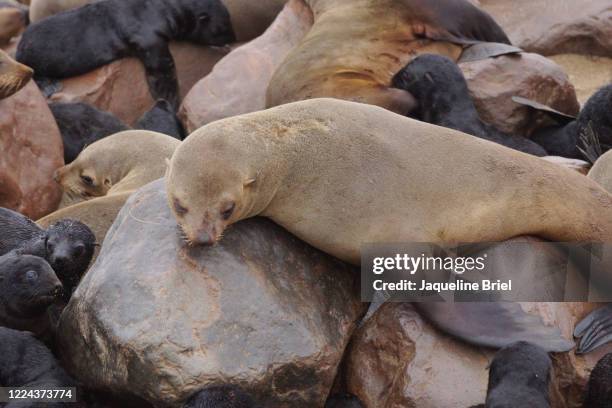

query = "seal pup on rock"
[
  {"left": 0, "top": 207, "right": 95, "bottom": 299},
  {"left": 0, "top": 49, "right": 32, "bottom": 99},
  {"left": 166, "top": 98, "right": 612, "bottom": 350},
  {"left": 485, "top": 341, "right": 552, "bottom": 408},
  {"left": 16, "top": 0, "right": 236, "bottom": 108},
  {"left": 0, "top": 253, "right": 63, "bottom": 331},
  {"left": 183, "top": 385, "right": 260, "bottom": 408},
  {"left": 391, "top": 54, "right": 548, "bottom": 156},
  {"left": 0, "top": 327, "right": 77, "bottom": 407},
  {"left": 583, "top": 353, "right": 612, "bottom": 407}
]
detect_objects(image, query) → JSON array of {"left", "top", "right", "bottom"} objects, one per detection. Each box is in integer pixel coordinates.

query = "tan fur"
[
  {"left": 29, "top": 0, "right": 92, "bottom": 22},
  {"left": 167, "top": 98, "right": 612, "bottom": 265},
  {"left": 0, "top": 49, "right": 32, "bottom": 99},
  {"left": 589, "top": 150, "right": 612, "bottom": 194},
  {"left": 54, "top": 130, "right": 180, "bottom": 207},
  {"left": 0, "top": 7, "right": 26, "bottom": 44}
]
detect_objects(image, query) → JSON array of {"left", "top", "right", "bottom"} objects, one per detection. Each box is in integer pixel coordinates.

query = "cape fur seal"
[
  {"left": 0, "top": 48, "right": 32, "bottom": 99},
  {"left": 17, "top": 0, "right": 236, "bottom": 108},
  {"left": 584, "top": 353, "right": 612, "bottom": 407},
  {"left": 485, "top": 342, "right": 552, "bottom": 408},
  {"left": 0, "top": 207, "right": 95, "bottom": 299},
  {"left": 266, "top": 0, "right": 510, "bottom": 114},
  {"left": 166, "top": 99, "right": 612, "bottom": 350},
  {"left": 0, "top": 1, "right": 28, "bottom": 44},
  {"left": 391, "top": 54, "right": 548, "bottom": 156}
]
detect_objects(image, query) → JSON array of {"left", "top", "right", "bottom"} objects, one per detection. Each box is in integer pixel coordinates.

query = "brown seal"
[
  {"left": 589, "top": 150, "right": 612, "bottom": 193},
  {"left": 266, "top": 0, "right": 510, "bottom": 114},
  {"left": 0, "top": 49, "right": 32, "bottom": 99}
]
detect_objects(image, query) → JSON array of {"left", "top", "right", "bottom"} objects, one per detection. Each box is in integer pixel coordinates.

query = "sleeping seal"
[
  {"left": 391, "top": 54, "right": 548, "bottom": 156},
  {"left": 16, "top": 0, "right": 236, "bottom": 108}
]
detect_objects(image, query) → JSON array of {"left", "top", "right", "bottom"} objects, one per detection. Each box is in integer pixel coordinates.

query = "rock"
[
  {"left": 542, "top": 156, "right": 590, "bottom": 175},
  {"left": 57, "top": 180, "right": 361, "bottom": 407},
  {"left": 461, "top": 52, "right": 580, "bottom": 137},
  {"left": 479, "top": 0, "right": 612, "bottom": 57},
  {"left": 549, "top": 54, "right": 612, "bottom": 105},
  {"left": 0, "top": 81, "right": 63, "bottom": 219},
  {"left": 179, "top": 0, "right": 313, "bottom": 133},
  {"left": 48, "top": 43, "right": 230, "bottom": 126}
]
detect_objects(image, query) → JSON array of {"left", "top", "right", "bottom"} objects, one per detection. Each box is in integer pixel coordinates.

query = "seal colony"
[
  {"left": 266, "top": 0, "right": 510, "bottom": 114},
  {"left": 16, "top": 0, "right": 236, "bottom": 108}
]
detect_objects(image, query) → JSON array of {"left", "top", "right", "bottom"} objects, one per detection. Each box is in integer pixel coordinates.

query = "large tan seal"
[
  {"left": 167, "top": 98, "right": 612, "bottom": 264},
  {"left": 589, "top": 150, "right": 612, "bottom": 193},
  {"left": 0, "top": 49, "right": 32, "bottom": 99},
  {"left": 266, "top": 0, "right": 510, "bottom": 114}
]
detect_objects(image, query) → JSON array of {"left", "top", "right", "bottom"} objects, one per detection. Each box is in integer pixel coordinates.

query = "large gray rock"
[{"left": 57, "top": 179, "right": 361, "bottom": 407}]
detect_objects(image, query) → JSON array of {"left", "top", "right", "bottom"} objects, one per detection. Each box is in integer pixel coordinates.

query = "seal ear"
[
  {"left": 164, "top": 158, "right": 171, "bottom": 178},
  {"left": 103, "top": 178, "right": 111, "bottom": 188},
  {"left": 244, "top": 177, "right": 256, "bottom": 188}
]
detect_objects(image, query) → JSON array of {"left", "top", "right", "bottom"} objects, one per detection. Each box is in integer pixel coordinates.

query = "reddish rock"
[
  {"left": 0, "top": 81, "right": 63, "bottom": 219},
  {"left": 461, "top": 52, "right": 580, "bottom": 137},
  {"left": 48, "top": 43, "right": 230, "bottom": 125},
  {"left": 180, "top": 0, "right": 313, "bottom": 133},
  {"left": 479, "top": 0, "right": 612, "bottom": 57}
]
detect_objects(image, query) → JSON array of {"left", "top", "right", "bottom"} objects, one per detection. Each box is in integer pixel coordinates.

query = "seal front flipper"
[
  {"left": 574, "top": 305, "right": 612, "bottom": 354},
  {"left": 138, "top": 44, "right": 179, "bottom": 110},
  {"left": 413, "top": 302, "right": 574, "bottom": 352}
]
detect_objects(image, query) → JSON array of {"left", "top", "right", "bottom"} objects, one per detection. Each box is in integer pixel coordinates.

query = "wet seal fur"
[
  {"left": 266, "top": 0, "right": 510, "bottom": 114},
  {"left": 16, "top": 0, "right": 236, "bottom": 108},
  {"left": 51, "top": 100, "right": 184, "bottom": 164},
  {"left": 0, "top": 207, "right": 95, "bottom": 299},
  {"left": 0, "top": 48, "right": 32, "bottom": 99},
  {"left": 0, "top": 253, "right": 62, "bottom": 331},
  {"left": 391, "top": 54, "right": 548, "bottom": 156},
  {"left": 0, "top": 326, "right": 77, "bottom": 407},
  {"left": 485, "top": 341, "right": 552, "bottom": 408},
  {"left": 166, "top": 98, "right": 612, "bottom": 350},
  {"left": 183, "top": 385, "right": 260, "bottom": 408}
]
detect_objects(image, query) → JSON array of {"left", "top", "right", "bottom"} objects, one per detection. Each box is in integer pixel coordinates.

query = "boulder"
[
  {"left": 479, "top": 0, "right": 612, "bottom": 57},
  {"left": 0, "top": 81, "right": 63, "bottom": 219},
  {"left": 57, "top": 180, "right": 362, "bottom": 407},
  {"left": 179, "top": 0, "right": 313, "bottom": 133},
  {"left": 48, "top": 43, "right": 230, "bottom": 125},
  {"left": 461, "top": 52, "right": 580, "bottom": 137}
]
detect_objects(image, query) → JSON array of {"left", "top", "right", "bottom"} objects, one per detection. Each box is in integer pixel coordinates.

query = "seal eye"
[
  {"left": 221, "top": 203, "right": 235, "bottom": 221},
  {"left": 198, "top": 13, "right": 210, "bottom": 22},
  {"left": 173, "top": 199, "right": 188, "bottom": 217},
  {"left": 81, "top": 175, "right": 94, "bottom": 186},
  {"left": 46, "top": 240, "right": 54, "bottom": 253},
  {"left": 25, "top": 270, "right": 38, "bottom": 283},
  {"left": 73, "top": 243, "right": 85, "bottom": 258}
]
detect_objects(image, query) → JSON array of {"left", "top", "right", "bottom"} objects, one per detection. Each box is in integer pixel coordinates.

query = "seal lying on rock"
[
  {"left": 0, "top": 327, "right": 77, "bottom": 407},
  {"left": 266, "top": 0, "right": 510, "bottom": 114},
  {"left": 16, "top": 0, "right": 236, "bottom": 108},
  {"left": 0, "top": 207, "right": 95, "bottom": 299},
  {"left": 520, "top": 84, "right": 612, "bottom": 159},
  {"left": 51, "top": 100, "right": 184, "bottom": 163},
  {"left": 0, "top": 48, "right": 32, "bottom": 99},
  {"left": 166, "top": 98, "right": 612, "bottom": 351},
  {"left": 583, "top": 353, "right": 612, "bottom": 407},
  {"left": 391, "top": 54, "right": 548, "bottom": 156},
  {"left": 184, "top": 385, "right": 260, "bottom": 408},
  {"left": 485, "top": 341, "right": 552, "bottom": 408},
  {"left": 0, "top": 253, "right": 62, "bottom": 331}
]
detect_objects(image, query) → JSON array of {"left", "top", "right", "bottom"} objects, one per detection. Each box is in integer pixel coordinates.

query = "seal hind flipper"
[
  {"left": 413, "top": 302, "right": 574, "bottom": 352},
  {"left": 0, "top": 207, "right": 44, "bottom": 256},
  {"left": 512, "top": 96, "right": 578, "bottom": 125},
  {"left": 138, "top": 45, "right": 180, "bottom": 111},
  {"left": 574, "top": 305, "right": 612, "bottom": 354}
]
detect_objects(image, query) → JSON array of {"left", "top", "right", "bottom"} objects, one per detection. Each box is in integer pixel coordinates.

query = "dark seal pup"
[
  {"left": 0, "top": 327, "right": 77, "bottom": 408},
  {"left": 391, "top": 54, "right": 548, "bottom": 157},
  {"left": 584, "top": 353, "right": 612, "bottom": 408},
  {"left": 325, "top": 393, "right": 364, "bottom": 408},
  {"left": 50, "top": 100, "right": 184, "bottom": 164},
  {"left": 16, "top": 0, "right": 236, "bottom": 109},
  {"left": 485, "top": 341, "right": 552, "bottom": 408},
  {"left": 530, "top": 83, "right": 612, "bottom": 159},
  {"left": 183, "top": 385, "right": 260, "bottom": 408},
  {"left": 0, "top": 207, "right": 95, "bottom": 299},
  {"left": 0, "top": 253, "right": 63, "bottom": 330}
]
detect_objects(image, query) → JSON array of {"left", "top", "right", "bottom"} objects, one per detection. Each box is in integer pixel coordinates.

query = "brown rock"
[
  {"left": 0, "top": 81, "right": 63, "bottom": 219},
  {"left": 550, "top": 54, "right": 612, "bottom": 105},
  {"left": 479, "top": 0, "right": 612, "bottom": 57},
  {"left": 461, "top": 52, "right": 580, "bottom": 137},
  {"left": 48, "top": 43, "right": 230, "bottom": 125},
  {"left": 57, "top": 180, "right": 362, "bottom": 407},
  {"left": 180, "top": 0, "right": 313, "bottom": 133}
]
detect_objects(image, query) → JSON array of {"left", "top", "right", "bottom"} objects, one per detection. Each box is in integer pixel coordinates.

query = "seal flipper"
[
  {"left": 138, "top": 45, "right": 180, "bottom": 111},
  {"left": 413, "top": 302, "right": 574, "bottom": 352},
  {"left": 512, "top": 96, "right": 577, "bottom": 125},
  {"left": 574, "top": 305, "right": 612, "bottom": 354}
]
